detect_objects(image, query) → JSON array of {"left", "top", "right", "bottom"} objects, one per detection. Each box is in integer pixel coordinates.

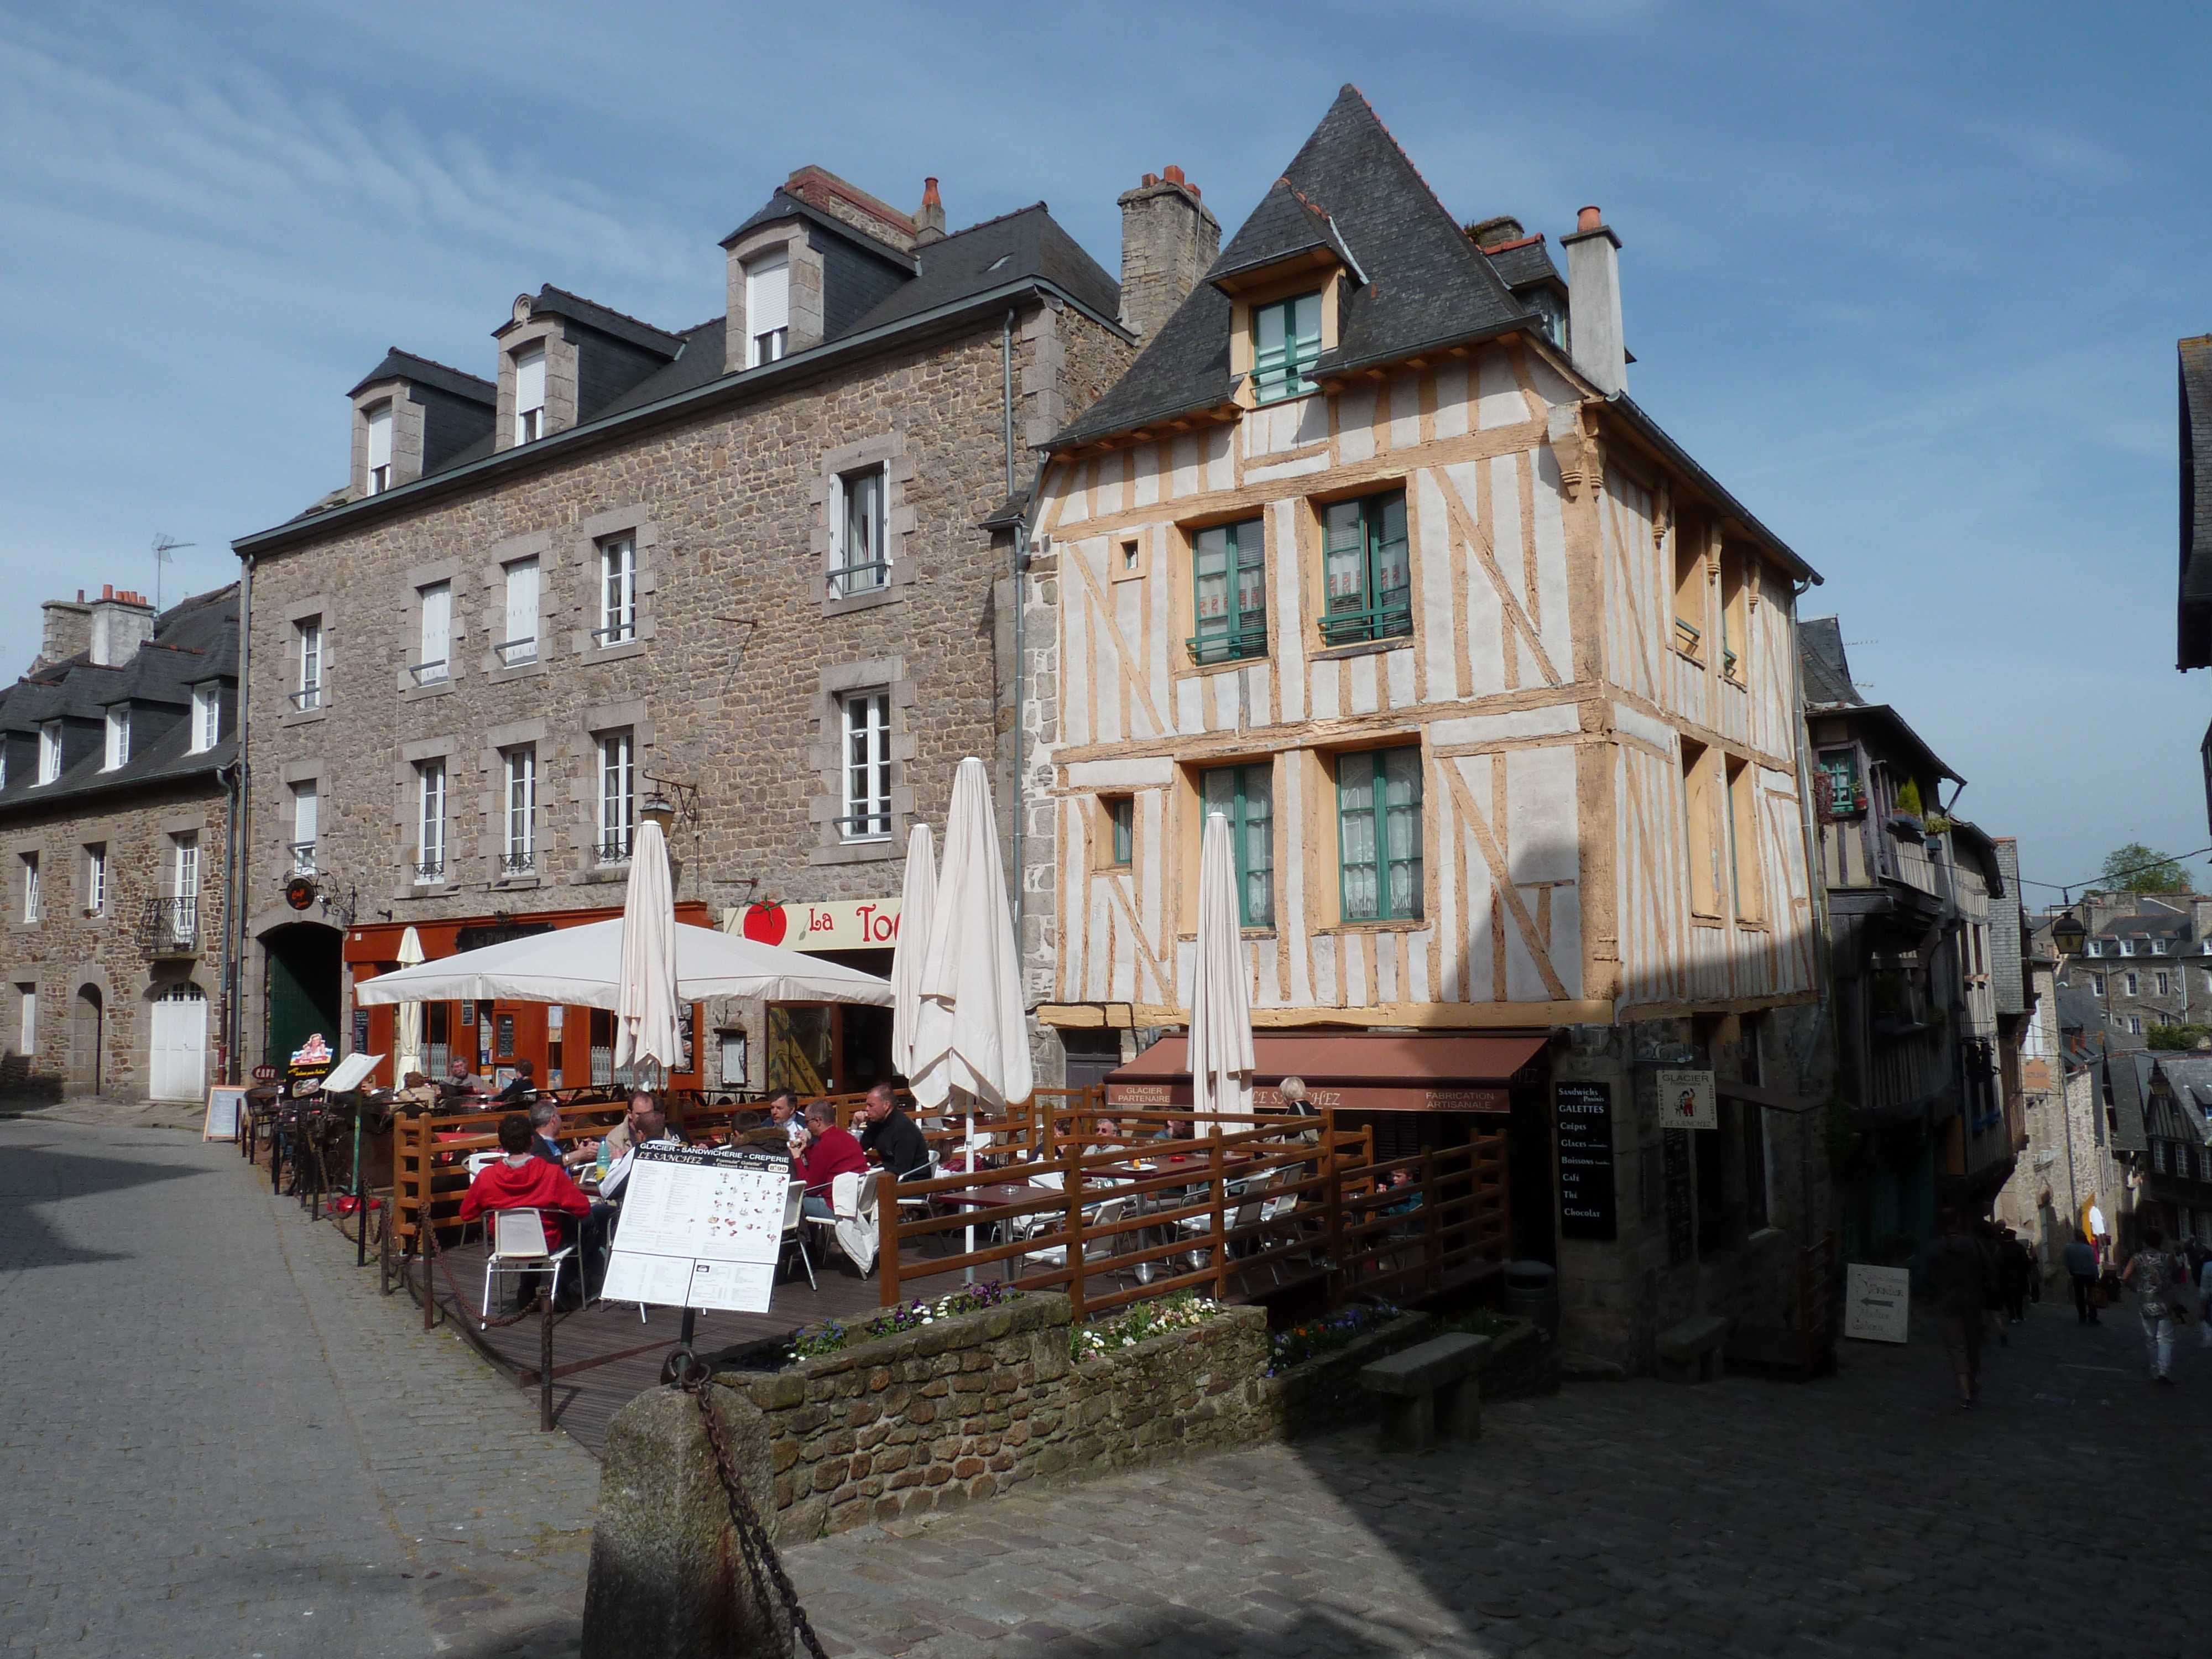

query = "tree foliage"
[{"left": 2097, "top": 842, "right": 2190, "bottom": 893}]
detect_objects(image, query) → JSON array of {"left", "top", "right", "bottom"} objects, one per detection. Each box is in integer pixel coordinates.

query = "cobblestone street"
[
  {"left": 786, "top": 1289, "right": 2209, "bottom": 1659},
  {"left": 8, "top": 1109, "right": 2208, "bottom": 1659},
  {"left": 0, "top": 1116, "right": 598, "bottom": 1658}
]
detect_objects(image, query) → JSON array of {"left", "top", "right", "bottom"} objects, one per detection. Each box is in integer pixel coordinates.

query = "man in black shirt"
[{"left": 857, "top": 1082, "right": 931, "bottom": 1183}]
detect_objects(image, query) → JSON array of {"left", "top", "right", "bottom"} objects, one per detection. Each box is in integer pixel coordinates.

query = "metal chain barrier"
[{"left": 662, "top": 1348, "right": 830, "bottom": 1659}]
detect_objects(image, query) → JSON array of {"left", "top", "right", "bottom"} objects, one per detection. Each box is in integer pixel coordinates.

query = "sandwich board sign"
[
  {"left": 599, "top": 1145, "right": 789, "bottom": 1313},
  {"left": 1843, "top": 1262, "right": 1911, "bottom": 1344}
]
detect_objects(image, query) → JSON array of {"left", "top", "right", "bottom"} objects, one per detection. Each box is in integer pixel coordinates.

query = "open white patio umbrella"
[
  {"left": 392, "top": 926, "right": 425, "bottom": 1084},
  {"left": 890, "top": 823, "right": 937, "bottom": 1083},
  {"left": 1188, "top": 811, "right": 1256, "bottom": 1134},
  {"left": 355, "top": 919, "right": 892, "bottom": 1010},
  {"left": 613, "top": 820, "right": 682, "bottom": 1082},
  {"left": 909, "top": 758, "right": 1031, "bottom": 1276}
]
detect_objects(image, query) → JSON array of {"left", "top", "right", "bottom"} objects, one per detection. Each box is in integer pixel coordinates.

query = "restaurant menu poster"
[
  {"left": 1554, "top": 1080, "right": 1616, "bottom": 1240},
  {"left": 1843, "top": 1263, "right": 1911, "bottom": 1344},
  {"left": 600, "top": 1145, "right": 790, "bottom": 1313}
]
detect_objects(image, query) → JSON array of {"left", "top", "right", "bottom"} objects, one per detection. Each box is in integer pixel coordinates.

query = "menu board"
[
  {"left": 1555, "top": 1081, "right": 1616, "bottom": 1240},
  {"left": 1843, "top": 1264, "right": 1911, "bottom": 1344},
  {"left": 600, "top": 1145, "right": 791, "bottom": 1313}
]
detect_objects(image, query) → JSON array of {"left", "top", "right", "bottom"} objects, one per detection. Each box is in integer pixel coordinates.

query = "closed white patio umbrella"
[
  {"left": 890, "top": 823, "right": 937, "bottom": 1082},
  {"left": 1188, "top": 811, "right": 1256, "bottom": 1133},
  {"left": 613, "top": 820, "right": 682, "bottom": 1082},
  {"left": 392, "top": 925, "right": 425, "bottom": 1083},
  {"left": 908, "top": 759, "right": 1031, "bottom": 1279}
]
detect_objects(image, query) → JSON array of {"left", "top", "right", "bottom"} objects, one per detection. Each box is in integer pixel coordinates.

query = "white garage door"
[{"left": 149, "top": 983, "right": 207, "bottom": 1102}]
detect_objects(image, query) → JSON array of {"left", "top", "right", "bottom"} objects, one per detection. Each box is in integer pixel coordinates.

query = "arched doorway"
[
  {"left": 148, "top": 982, "right": 209, "bottom": 1102},
  {"left": 263, "top": 923, "right": 342, "bottom": 1072},
  {"left": 70, "top": 987, "right": 103, "bottom": 1097}
]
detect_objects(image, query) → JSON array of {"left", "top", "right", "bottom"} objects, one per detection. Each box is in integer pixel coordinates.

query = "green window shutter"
[
  {"left": 1253, "top": 291, "right": 1323, "bottom": 403},
  {"left": 1321, "top": 491, "right": 1412, "bottom": 647},
  {"left": 1338, "top": 747, "right": 1423, "bottom": 922},
  {"left": 1202, "top": 764, "right": 1275, "bottom": 928},
  {"left": 1190, "top": 517, "right": 1267, "bottom": 663}
]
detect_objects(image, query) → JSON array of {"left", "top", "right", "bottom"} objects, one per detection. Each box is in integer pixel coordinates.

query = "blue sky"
[{"left": 1, "top": 1, "right": 2204, "bottom": 895}]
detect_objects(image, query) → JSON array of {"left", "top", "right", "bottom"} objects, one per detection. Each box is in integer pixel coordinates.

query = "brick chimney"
[
  {"left": 1117, "top": 165, "right": 1219, "bottom": 346},
  {"left": 914, "top": 178, "right": 947, "bottom": 247},
  {"left": 88, "top": 584, "right": 156, "bottom": 667},
  {"left": 1561, "top": 204, "right": 1626, "bottom": 395}
]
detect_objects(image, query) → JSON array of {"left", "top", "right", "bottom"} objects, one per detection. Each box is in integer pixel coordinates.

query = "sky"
[{"left": 1, "top": 1, "right": 2205, "bottom": 898}]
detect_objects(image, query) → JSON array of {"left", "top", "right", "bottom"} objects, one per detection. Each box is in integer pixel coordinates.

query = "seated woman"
[{"left": 459, "top": 1112, "right": 592, "bottom": 1307}]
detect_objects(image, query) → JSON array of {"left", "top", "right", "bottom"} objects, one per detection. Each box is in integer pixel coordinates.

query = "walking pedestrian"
[
  {"left": 2064, "top": 1230, "right": 2100, "bottom": 1324},
  {"left": 2200, "top": 1249, "right": 2212, "bottom": 1350},
  {"left": 1925, "top": 1208, "right": 1994, "bottom": 1406},
  {"left": 1973, "top": 1218, "right": 2009, "bottom": 1346},
  {"left": 2120, "top": 1226, "right": 2181, "bottom": 1384},
  {"left": 1997, "top": 1227, "right": 2032, "bottom": 1324}
]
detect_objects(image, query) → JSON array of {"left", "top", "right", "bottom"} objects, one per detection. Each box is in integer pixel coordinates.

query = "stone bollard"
[{"left": 582, "top": 1380, "right": 791, "bottom": 1659}]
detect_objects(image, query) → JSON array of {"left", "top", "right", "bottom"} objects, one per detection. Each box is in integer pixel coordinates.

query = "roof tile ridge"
[
  {"left": 1343, "top": 82, "right": 1479, "bottom": 246},
  {"left": 1481, "top": 232, "right": 1546, "bottom": 254},
  {"left": 379, "top": 347, "right": 495, "bottom": 389},
  {"left": 534, "top": 284, "right": 683, "bottom": 342},
  {"left": 943, "top": 201, "right": 1051, "bottom": 238}
]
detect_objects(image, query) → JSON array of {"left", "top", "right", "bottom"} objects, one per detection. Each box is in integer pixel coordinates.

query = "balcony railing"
[
  {"left": 591, "top": 620, "right": 636, "bottom": 646},
  {"left": 830, "top": 561, "right": 889, "bottom": 599},
  {"left": 494, "top": 637, "right": 537, "bottom": 666},
  {"left": 1319, "top": 601, "right": 1413, "bottom": 649},
  {"left": 499, "top": 850, "right": 536, "bottom": 878},
  {"left": 413, "top": 855, "right": 446, "bottom": 884},
  {"left": 597, "top": 832, "right": 632, "bottom": 866},
  {"left": 287, "top": 841, "right": 317, "bottom": 877},
  {"left": 1186, "top": 622, "right": 1270, "bottom": 666},
  {"left": 408, "top": 659, "right": 449, "bottom": 686},
  {"left": 140, "top": 896, "right": 200, "bottom": 956},
  {"left": 289, "top": 685, "right": 324, "bottom": 712}
]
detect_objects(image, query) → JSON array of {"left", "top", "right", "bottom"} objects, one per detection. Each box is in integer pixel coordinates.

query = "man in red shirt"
[
  {"left": 794, "top": 1101, "right": 867, "bottom": 1220},
  {"left": 460, "top": 1113, "right": 592, "bottom": 1252}
]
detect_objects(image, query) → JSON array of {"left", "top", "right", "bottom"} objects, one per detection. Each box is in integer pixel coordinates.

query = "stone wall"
[
  {"left": 0, "top": 778, "right": 229, "bottom": 1098},
  {"left": 722, "top": 1293, "right": 1269, "bottom": 1543}
]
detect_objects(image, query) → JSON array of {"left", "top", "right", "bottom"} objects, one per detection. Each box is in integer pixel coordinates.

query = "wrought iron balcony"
[
  {"left": 1318, "top": 601, "right": 1412, "bottom": 649},
  {"left": 499, "top": 850, "right": 536, "bottom": 878},
  {"left": 140, "top": 896, "right": 200, "bottom": 956},
  {"left": 596, "top": 831, "right": 632, "bottom": 866}
]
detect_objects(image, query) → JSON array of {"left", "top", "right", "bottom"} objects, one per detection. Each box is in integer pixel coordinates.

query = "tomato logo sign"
[{"left": 741, "top": 903, "right": 788, "bottom": 946}]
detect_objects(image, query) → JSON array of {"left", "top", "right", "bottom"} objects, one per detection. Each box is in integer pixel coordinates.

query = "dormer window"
[
  {"left": 746, "top": 252, "right": 789, "bottom": 367},
  {"left": 365, "top": 400, "right": 393, "bottom": 494},
  {"left": 2085, "top": 939, "right": 2103, "bottom": 957},
  {"left": 1251, "top": 291, "right": 1322, "bottom": 403},
  {"left": 38, "top": 721, "right": 62, "bottom": 784},
  {"left": 190, "top": 684, "right": 220, "bottom": 753},
  {"left": 513, "top": 346, "right": 546, "bottom": 444},
  {"left": 102, "top": 707, "right": 129, "bottom": 771},
  {"left": 2119, "top": 939, "right": 2136, "bottom": 958}
]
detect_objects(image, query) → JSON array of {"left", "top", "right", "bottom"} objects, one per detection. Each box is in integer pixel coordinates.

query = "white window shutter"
[
  {"left": 514, "top": 347, "right": 546, "bottom": 414},
  {"left": 294, "top": 782, "right": 317, "bottom": 846},
  {"left": 420, "top": 583, "right": 451, "bottom": 671},
  {"left": 505, "top": 559, "right": 539, "bottom": 657},
  {"left": 366, "top": 403, "right": 392, "bottom": 470},
  {"left": 747, "top": 254, "right": 789, "bottom": 364}
]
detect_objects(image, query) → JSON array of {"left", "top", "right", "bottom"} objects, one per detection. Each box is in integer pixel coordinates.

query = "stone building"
[
  {"left": 0, "top": 584, "right": 239, "bottom": 1100},
  {"left": 2128, "top": 1053, "right": 2212, "bottom": 1248},
  {"left": 2058, "top": 890, "right": 2212, "bottom": 1042},
  {"left": 1014, "top": 86, "right": 1835, "bottom": 1371},
  {"left": 229, "top": 163, "right": 1134, "bottom": 1090},
  {"left": 1800, "top": 618, "right": 2016, "bottom": 1256}
]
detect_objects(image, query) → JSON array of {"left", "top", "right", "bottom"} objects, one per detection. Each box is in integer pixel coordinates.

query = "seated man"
[
  {"left": 856, "top": 1082, "right": 931, "bottom": 1183},
  {"left": 528, "top": 1101, "right": 597, "bottom": 1170},
  {"left": 458, "top": 1113, "right": 592, "bottom": 1307},
  {"left": 495, "top": 1058, "right": 539, "bottom": 1105},
  {"left": 792, "top": 1100, "right": 868, "bottom": 1221},
  {"left": 734, "top": 1088, "right": 803, "bottom": 1150}
]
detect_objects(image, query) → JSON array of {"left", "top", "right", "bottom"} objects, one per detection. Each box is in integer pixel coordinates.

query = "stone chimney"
[
  {"left": 1117, "top": 165, "right": 1219, "bottom": 346},
  {"left": 88, "top": 584, "right": 156, "bottom": 667},
  {"left": 1561, "top": 205, "right": 1625, "bottom": 395},
  {"left": 38, "top": 591, "right": 92, "bottom": 670},
  {"left": 914, "top": 178, "right": 946, "bottom": 247}
]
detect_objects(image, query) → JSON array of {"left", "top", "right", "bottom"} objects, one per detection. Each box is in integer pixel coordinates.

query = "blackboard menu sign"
[
  {"left": 1556, "top": 1081, "right": 1617, "bottom": 1240},
  {"left": 1663, "top": 1129, "right": 1694, "bottom": 1266}
]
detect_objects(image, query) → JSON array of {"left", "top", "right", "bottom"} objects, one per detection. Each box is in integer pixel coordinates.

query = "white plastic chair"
[
  {"left": 779, "top": 1178, "right": 816, "bottom": 1291},
  {"left": 481, "top": 1208, "right": 573, "bottom": 1328},
  {"left": 1024, "top": 1196, "right": 1123, "bottom": 1272},
  {"left": 460, "top": 1152, "right": 504, "bottom": 1243},
  {"left": 808, "top": 1171, "right": 880, "bottom": 1274}
]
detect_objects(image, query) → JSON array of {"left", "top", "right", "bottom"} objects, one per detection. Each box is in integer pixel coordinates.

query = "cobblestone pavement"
[
  {"left": 787, "top": 1288, "right": 2212, "bottom": 1659},
  {"left": 0, "top": 1117, "right": 599, "bottom": 1658}
]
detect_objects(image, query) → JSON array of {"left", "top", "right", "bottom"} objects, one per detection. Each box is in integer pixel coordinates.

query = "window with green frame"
[
  {"left": 1201, "top": 765, "right": 1274, "bottom": 928},
  {"left": 1251, "top": 291, "right": 1322, "bottom": 403},
  {"left": 1321, "top": 489, "right": 1411, "bottom": 646},
  {"left": 1106, "top": 796, "right": 1134, "bottom": 866},
  {"left": 1188, "top": 517, "right": 1266, "bottom": 664},
  {"left": 1337, "top": 747, "right": 1423, "bottom": 922}
]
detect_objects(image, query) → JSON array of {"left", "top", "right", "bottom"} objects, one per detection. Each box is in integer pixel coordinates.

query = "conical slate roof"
[{"left": 1053, "top": 85, "right": 1538, "bottom": 449}]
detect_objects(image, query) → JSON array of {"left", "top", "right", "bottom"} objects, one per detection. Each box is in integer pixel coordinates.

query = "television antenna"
[{"left": 152, "top": 535, "right": 195, "bottom": 611}]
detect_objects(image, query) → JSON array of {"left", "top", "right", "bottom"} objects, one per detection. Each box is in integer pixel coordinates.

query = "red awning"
[{"left": 1104, "top": 1031, "right": 1548, "bottom": 1113}]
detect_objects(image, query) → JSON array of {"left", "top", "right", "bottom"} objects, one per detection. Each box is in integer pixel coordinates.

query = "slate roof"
[
  {"left": 2107, "top": 1051, "right": 2153, "bottom": 1152},
  {"left": 1482, "top": 237, "right": 1565, "bottom": 293},
  {"left": 1798, "top": 617, "right": 1862, "bottom": 708},
  {"left": 248, "top": 195, "right": 1122, "bottom": 547},
  {"left": 347, "top": 349, "right": 495, "bottom": 405},
  {"left": 2152, "top": 1055, "right": 2212, "bottom": 1140},
  {"left": 1210, "top": 179, "right": 1343, "bottom": 285},
  {"left": 2179, "top": 335, "right": 2212, "bottom": 669},
  {"left": 1991, "top": 841, "right": 2026, "bottom": 1016},
  {"left": 0, "top": 586, "right": 238, "bottom": 810},
  {"left": 1051, "top": 84, "right": 1540, "bottom": 451}
]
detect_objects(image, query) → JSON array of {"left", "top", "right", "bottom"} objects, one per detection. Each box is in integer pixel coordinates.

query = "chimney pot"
[
  {"left": 1563, "top": 207, "right": 1626, "bottom": 395},
  {"left": 913, "top": 175, "right": 947, "bottom": 244},
  {"left": 1577, "top": 205, "right": 1603, "bottom": 232},
  {"left": 102, "top": 583, "right": 113, "bottom": 601},
  {"left": 1142, "top": 173, "right": 1159, "bottom": 189},
  {"left": 1163, "top": 165, "right": 1185, "bottom": 185}
]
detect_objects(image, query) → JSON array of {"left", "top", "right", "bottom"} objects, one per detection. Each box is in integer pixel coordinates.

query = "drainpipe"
[
  {"left": 1002, "top": 310, "right": 1016, "bottom": 500},
  {"left": 229, "top": 553, "right": 253, "bottom": 1081},
  {"left": 1787, "top": 579, "right": 1832, "bottom": 1244}
]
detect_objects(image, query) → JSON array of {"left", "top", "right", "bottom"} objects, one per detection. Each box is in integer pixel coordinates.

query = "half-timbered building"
[{"left": 1016, "top": 87, "right": 1831, "bottom": 1368}]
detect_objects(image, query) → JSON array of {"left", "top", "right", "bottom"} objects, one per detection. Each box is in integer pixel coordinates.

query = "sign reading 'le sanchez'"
[{"left": 1555, "top": 1080, "right": 1617, "bottom": 1240}]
